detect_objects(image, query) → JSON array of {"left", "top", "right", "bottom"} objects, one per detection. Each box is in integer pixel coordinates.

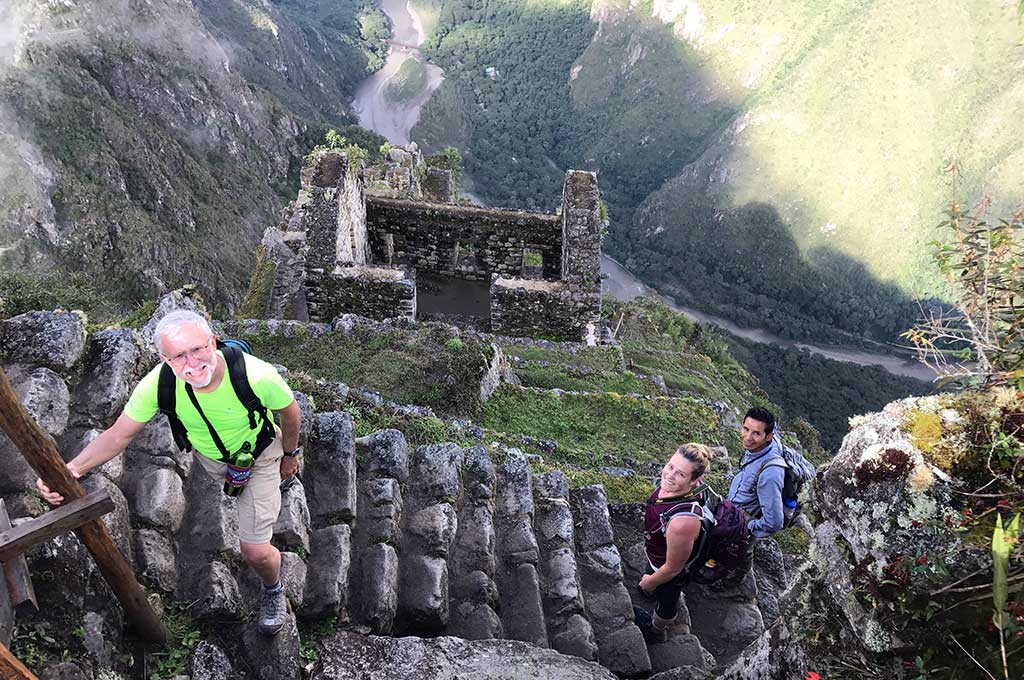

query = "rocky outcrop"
[{"left": 312, "top": 632, "right": 618, "bottom": 680}]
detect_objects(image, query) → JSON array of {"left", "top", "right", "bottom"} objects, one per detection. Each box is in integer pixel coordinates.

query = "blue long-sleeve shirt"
[{"left": 727, "top": 440, "right": 786, "bottom": 539}]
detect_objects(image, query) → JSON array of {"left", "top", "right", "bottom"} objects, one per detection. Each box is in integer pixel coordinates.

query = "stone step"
[
  {"left": 532, "top": 471, "right": 597, "bottom": 661},
  {"left": 570, "top": 485, "right": 651, "bottom": 676},
  {"left": 493, "top": 450, "right": 548, "bottom": 648},
  {"left": 446, "top": 445, "right": 503, "bottom": 640},
  {"left": 348, "top": 429, "right": 408, "bottom": 634},
  {"left": 396, "top": 443, "right": 462, "bottom": 635}
]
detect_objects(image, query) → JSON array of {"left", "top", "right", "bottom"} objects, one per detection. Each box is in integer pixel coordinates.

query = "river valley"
[{"left": 352, "top": 1, "right": 937, "bottom": 384}]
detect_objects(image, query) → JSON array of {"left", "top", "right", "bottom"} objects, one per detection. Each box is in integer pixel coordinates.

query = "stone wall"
[
  {"left": 559, "top": 171, "right": 601, "bottom": 289},
  {"left": 489, "top": 278, "right": 601, "bottom": 341},
  {"left": 365, "top": 197, "right": 563, "bottom": 282},
  {"left": 306, "top": 266, "right": 416, "bottom": 323},
  {"left": 303, "top": 150, "right": 369, "bottom": 275}
]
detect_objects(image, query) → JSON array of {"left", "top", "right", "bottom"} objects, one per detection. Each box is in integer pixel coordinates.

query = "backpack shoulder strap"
[
  {"left": 221, "top": 346, "right": 276, "bottom": 456},
  {"left": 158, "top": 364, "right": 192, "bottom": 452}
]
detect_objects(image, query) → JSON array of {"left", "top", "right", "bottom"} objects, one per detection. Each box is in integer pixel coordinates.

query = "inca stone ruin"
[{"left": 250, "top": 146, "right": 604, "bottom": 341}]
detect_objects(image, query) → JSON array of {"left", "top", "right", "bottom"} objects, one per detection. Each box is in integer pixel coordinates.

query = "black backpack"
[{"left": 157, "top": 338, "right": 275, "bottom": 463}]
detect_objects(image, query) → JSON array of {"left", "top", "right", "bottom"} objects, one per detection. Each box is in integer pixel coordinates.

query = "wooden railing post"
[{"left": 0, "top": 367, "right": 168, "bottom": 645}]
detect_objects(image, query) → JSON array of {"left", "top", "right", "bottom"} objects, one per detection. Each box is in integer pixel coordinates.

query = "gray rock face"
[
  {"left": 357, "top": 478, "right": 403, "bottom": 545},
  {"left": 493, "top": 452, "right": 547, "bottom": 648},
  {"left": 71, "top": 328, "right": 149, "bottom": 427},
  {"left": 570, "top": 485, "right": 650, "bottom": 677},
  {"left": 0, "top": 366, "right": 70, "bottom": 494},
  {"left": 302, "top": 524, "right": 352, "bottom": 619},
  {"left": 134, "top": 528, "right": 177, "bottom": 592},
  {"left": 716, "top": 617, "right": 809, "bottom": 680},
  {"left": 752, "top": 539, "right": 789, "bottom": 626},
  {"left": 281, "top": 551, "right": 308, "bottom": 609},
  {"left": 190, "top": 640, "right": 234, "bottom": 680},
  {"left": 240, "top": 609, "right": 301, "bottom": 680},
  {"left": 68, "top": 428, "right": 123, "bottom": 483},
  {"left": 141, "top": 289, "right": 210, "bottom": 350},
  {"left": 186, "top": 561, "right": 242, "bottom": 621},
  {"left": 37, "top": 662, "right": 90, "bottom": 680},
  {"left": 274, "top": 477, "right": 311, "bottom": 552},
  {"left": 647, "top": 633, "right": 708, "bottom": 674},
  {"left": 685, "top": 582, "right": 764, "bottom": 666},
  {"left": 409, "top": 443, "right": 463, "bottom": 503},
  {"left": 533, "top": 471, "right": 596, "bottom": 661},
  {"left": 127, "top": 417, "right": 191, "bottom": 478},
  {"left": 355, "top": 543, "right": 399, "bottom": 634},
  {"left": 355, "top": 429, "right": 409, "bottom": 482},
  {"left": 398, "top": 554, "right": 449, "bottom": 631},
  {"left": 180, "top": 458, "right": 240, "bottom": 559},
  {"left": 133, "top": 467, "right": 185, "bottom": 532},
  {"left": 81, "top": 473, "right": 133, "bottom": 567},
  {"left": 0, "top": 311, "right": 86, "bottom": 373},
  {"left": 306, "top": 412, "right": 357, "bottom": 524},
  {"left": 312, "top": 632, "right": 619, "bottom": 680}
]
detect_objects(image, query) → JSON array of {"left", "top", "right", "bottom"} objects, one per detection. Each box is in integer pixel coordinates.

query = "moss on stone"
[
  {"left": 772, "top": 527, "right": 810, "bottom": 555},
  {"left": 237, "top": 245, "right": 277, "bottom": 320}
]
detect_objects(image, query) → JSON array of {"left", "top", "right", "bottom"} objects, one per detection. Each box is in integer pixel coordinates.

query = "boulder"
[
  {"left": 141, "top": 288, "right": 210, "bottom": 350},
  {"left": 133, "top": 467, "right": 185, "bottom": 532},
  {"left": 355, "top": 542, "right": 399, "bottom": 634},
  {"left": 0, "top": 366, "right": 70, "bottom": 494},
  {"left": 306, "top": 412, "right": 357, "bottom": 525},
  {"left": 240, "top": 609, "right": 302, "bottom": 680},
  {"left": 187, "top": 561, "right": 242, "bottom": 621},
  {"left": 355, "top": 429, "right": 409, "bottom": 482},
  {"left": 302, "top": 524, "right": 351, "bottom": 619},
  {"left": 0, "top": 311, "right": 86, "bottom": 372},
  {"left": 134, "top": 528, "right": 177, "bottom": 592},
  {"left": 190, "top": 640, "right": 234, "bottom": 680},
  {"left": 71, "top": 328, "right": 149, "bottom": 427},
  {"left": 311, "top": 632, "right": 619, "bottom": 680},
  {"left": 273, "top": 477, "right": 311, "bottom": 553}
]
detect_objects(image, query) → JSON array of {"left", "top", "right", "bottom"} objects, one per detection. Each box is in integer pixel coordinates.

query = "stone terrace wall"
[
  {"left": 490, "top": 278, "right": 601, "bottom": 340},
  {"left": 303, "top": 150, "right": 369, "bottom": 275},
  {"left": 306, "top": 266, "right": 416, "bottom": 323},
  {"left": 365, "top": 197, "right": 562, "bottom": 282}
]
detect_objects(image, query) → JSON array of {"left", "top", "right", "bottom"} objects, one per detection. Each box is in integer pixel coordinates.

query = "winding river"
[
  {"left": 351, "top": 1, "right": 938, "bottom": 383},
  {"left": 352, "top": 0, "right": 444, "bottom": 144}
]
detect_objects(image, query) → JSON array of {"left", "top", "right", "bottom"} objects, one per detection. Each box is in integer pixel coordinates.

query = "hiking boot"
[
  {"left": 258, "top": 585, "right": 288, "bottom": 636},
  {"left": 633, "top": 606, "right": 668, "bottom": 644}
]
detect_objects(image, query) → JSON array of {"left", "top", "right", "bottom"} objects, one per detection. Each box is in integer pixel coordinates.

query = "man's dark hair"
[{"left": 744, "top": 406, "right": 776, "bottom": 433}]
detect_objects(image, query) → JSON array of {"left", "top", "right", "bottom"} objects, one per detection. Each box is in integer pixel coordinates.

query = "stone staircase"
[{"left": 282, "top": 417, "right": 653, "bottom": 676}]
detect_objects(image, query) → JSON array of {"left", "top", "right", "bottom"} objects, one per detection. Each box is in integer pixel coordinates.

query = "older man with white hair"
[{"left": 36, "top": 310, "right": 302, "bottom": 635}]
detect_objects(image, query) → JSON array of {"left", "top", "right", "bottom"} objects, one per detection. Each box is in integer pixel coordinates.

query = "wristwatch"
[{"left": 283, "top": 446, "right": 302, "bottom": 458}]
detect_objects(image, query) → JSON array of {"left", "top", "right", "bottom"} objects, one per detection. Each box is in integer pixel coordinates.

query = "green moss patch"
[
  {"left": 514, "top": 363, "right": 661, "bottom": 396},
  {"left": 481, "top": 385, "right": 721, "bottom": 466},
  {"left": 499, "top": 343, "right": 624, "bottom": 372},
  {"left": 237, "top": 246, "right": 277, "bottom": 320},
  {"left": 243, "top": 325, "right": 491, "bottom": 416}
]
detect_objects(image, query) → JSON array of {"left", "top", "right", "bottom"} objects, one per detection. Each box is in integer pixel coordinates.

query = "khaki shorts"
[{"left": 192, "top": 434, "right": 283, "bottom": 544}]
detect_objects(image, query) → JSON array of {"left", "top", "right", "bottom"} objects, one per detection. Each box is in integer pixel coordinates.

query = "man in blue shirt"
[{"left": 724, "top": 407, "right": 786, "bottom": 580}]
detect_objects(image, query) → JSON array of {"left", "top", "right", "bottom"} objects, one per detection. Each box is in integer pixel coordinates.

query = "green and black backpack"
[{"left": 156, "top": 338, "right": 275, "bottom": 463}]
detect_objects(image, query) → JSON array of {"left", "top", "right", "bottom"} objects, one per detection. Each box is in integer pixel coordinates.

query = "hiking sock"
[
  {"left": 652, "top": 613, "right": 676, "bottom": 631},
  {"left": 264, "top": 579, "right": 283, "bottom": 593}
]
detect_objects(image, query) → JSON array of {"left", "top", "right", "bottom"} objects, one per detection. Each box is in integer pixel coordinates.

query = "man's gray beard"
[{"left": 175, "top": 354, "right": 218, "bottom": 388}]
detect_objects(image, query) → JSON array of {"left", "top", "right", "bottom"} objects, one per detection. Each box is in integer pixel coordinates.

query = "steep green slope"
[
  {"left": 0, "top": 0, "right": 384, "bottom": 315},
  {"left": 412, "top": 0, "right": 1024, "bottom": 345}
]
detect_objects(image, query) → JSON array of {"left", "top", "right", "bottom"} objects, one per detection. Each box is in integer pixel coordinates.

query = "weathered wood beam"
[
  {"left": 0, "top": 490, "right": 115, "bottom": 563},
  {"left": 0, "top": 642, "right": 37, "bottom": 680},
  {"left": 0, "top": 367, "right": 168, "bottom": 645},
  {"left": 0, "top": 500, "right": 36, "bottom": 615}
]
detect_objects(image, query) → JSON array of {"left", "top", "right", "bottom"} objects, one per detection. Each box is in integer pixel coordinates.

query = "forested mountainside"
[
  {"left": 0, "top": 0, "right": 384, "bottom": 315},
  {"left": 412, "top": 0, "right": 1024, "bottom": 345}
]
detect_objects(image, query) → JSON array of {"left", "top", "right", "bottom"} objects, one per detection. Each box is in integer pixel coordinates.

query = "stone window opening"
[
  {"left": 453, "top": 241, "right": 480, "bottom": 277},
  {"left": 522, "top": 248, "right": 544, "bottom": 280}
]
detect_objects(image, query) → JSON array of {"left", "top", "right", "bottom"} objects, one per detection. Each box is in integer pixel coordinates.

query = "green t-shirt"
[{"left": 124, "top": 351, "right": 295, "bottom": 460}]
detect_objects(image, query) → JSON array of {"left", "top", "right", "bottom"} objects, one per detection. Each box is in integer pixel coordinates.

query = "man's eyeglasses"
[{"left": 165, "top": 339, "right": 213, "bottom": 365}]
